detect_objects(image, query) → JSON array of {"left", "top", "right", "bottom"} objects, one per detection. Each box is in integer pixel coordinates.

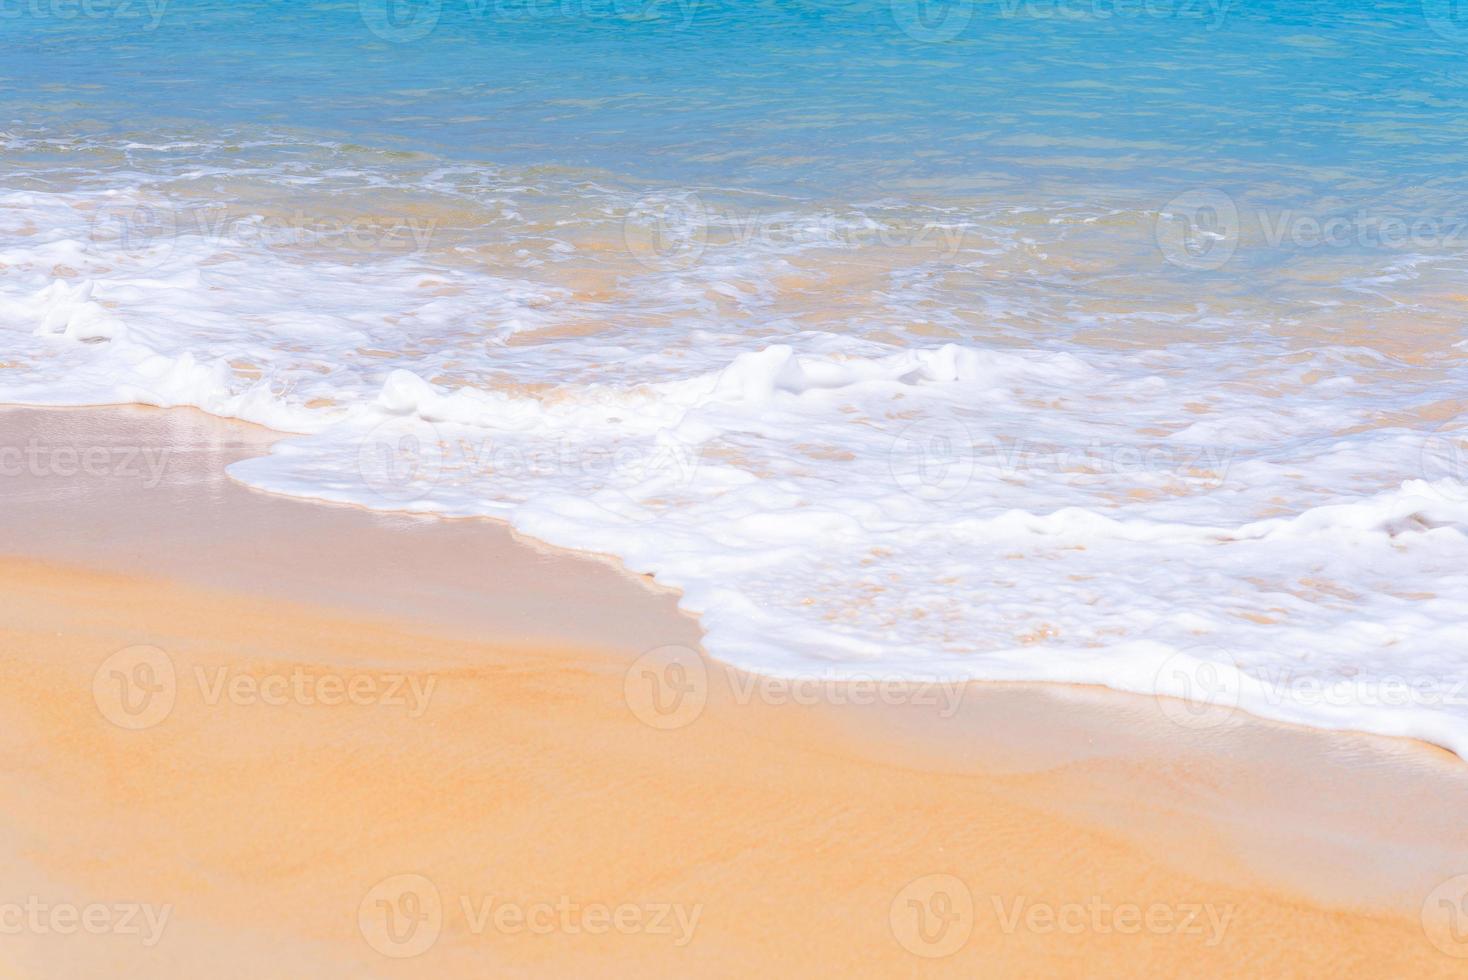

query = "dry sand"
[{"left": 2, "top": 405, "right": 1467, "bottom": 977}]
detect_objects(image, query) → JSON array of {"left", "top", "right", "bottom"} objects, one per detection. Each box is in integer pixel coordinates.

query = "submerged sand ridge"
[{"left": 1, "top": 405, "right": 1467, "bottom": 976}]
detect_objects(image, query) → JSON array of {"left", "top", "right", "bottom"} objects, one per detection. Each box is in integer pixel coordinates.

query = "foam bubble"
[{"left": 5, "top": 140, "right": 1468, "bottom": 758}]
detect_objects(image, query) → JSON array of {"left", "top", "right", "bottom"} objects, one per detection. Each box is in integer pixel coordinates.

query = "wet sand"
[{"left": 2, "top": 405, "right": 1467, "bottom": 977}]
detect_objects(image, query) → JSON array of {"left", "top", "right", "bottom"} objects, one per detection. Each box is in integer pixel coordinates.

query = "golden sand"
[{"left": 1, "top": 406, "right": 1467, "bottom": 977}]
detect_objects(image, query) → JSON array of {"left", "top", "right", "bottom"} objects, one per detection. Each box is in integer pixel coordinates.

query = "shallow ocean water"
[{"left": 5, "top": 0, "right": 1468, "bottom": 751}]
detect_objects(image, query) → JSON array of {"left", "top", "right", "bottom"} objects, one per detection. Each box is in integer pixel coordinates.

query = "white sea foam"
[{"left": 5, "top": 154, "right": 1468, "bottom": 756}]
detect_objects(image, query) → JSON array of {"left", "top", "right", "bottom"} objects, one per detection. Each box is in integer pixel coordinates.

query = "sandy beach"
[{"left": 0, "top": 405, "right": 1465, "bottom": 977}]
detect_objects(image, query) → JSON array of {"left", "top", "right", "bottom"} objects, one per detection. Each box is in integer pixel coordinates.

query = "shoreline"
[
  {"left": 8, "top": 400, "right": 1466, "bottom": 763},
  {"left": 3, "top": 404, "right": 1468, "bottom": 974}
]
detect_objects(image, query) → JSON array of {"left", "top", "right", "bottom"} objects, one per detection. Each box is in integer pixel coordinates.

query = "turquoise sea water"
[
  {"left": 7, "top": 0, "right": 1468, "bottom": 200},
  {"left": 7, "top": 1, "right": 1468, "bottom": 752}
]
